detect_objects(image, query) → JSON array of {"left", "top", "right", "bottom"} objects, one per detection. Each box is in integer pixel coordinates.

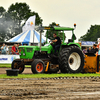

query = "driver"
[{"left": 51, "top": 33, "right": 61, "bottom": 55}]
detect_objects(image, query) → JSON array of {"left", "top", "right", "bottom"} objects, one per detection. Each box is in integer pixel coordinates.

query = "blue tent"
[{"left": 7, "top": 30, "right": 49, "bottom": 45}]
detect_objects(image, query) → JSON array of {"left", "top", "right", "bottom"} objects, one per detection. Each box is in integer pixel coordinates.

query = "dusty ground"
[
  {"left": 0, "top": 78, "right": 100, "bottom": 100},
  {"left": 0, "top": 68, "right": 100, "bottom": 100}
]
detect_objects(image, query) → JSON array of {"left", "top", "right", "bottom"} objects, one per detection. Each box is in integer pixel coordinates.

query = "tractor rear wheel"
[
  {"left": 31, "top": 59, "right": 45, "bottom": 74},
  {"left": 58, "top": 46, "right": 84, "bottom": 73},
  {"left": 11, "top": 59, "right": 25, "bottom": 74}
]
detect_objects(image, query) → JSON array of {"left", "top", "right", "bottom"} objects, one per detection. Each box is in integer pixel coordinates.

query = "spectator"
[
  {"left": 91, "top": 44, "right": 98, "bottom": 54},
  {"left": 82, "top": 47, "right": 87, "bottom": 54},
  {"left": 12, "top": 44, "right": 18, "bottom": 55},
  {"left": 1, "top": 43, "right": 6, "bottom": 54},
  {"left": 15, "top": 44, "right": 18, "bottom": 52},
  {"left": 6, "top": 45, "right": 9, "bottom": 55},
  {"left": 0, "top": 48, "right": 1, "bottom": 54},
  {"left": 87, "top": 47, "right": 91, "bottom": 53},
  {"left": 18, "top": 43, "right": 20, "bottom": 47},
  {"left": 16, "top": 44, "right": 19, "bottom": 55}
]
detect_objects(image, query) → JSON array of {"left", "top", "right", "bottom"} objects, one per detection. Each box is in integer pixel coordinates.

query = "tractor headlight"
[
  {"left": 19, "top": 53, "right": 21, "bottom": 56},
  {"left": 23, "top": 53, "right": 25, "bottom": 56}
]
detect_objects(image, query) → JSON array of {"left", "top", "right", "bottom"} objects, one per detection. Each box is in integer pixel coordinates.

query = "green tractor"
[{"left": 11, "top": 24, "right": 84, "bottom": 74}]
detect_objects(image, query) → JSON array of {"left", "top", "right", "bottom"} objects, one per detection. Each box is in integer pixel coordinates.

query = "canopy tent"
[{"left": 7, "top": 30, "right": 49, "bottom": 45}]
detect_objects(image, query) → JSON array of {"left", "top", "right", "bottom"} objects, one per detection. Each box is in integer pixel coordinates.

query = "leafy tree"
[
  {"left": 45, "top": 22, "right": 66, "bottom": 42},
  {"left": 0, "top": 7, "right": 7, "bottom": 41},
  {"left": 0, "top": 7, "right": 6, "bottom": 16},
  {"left": 79, "top": 25, "right": 100, "bottom": 41}
]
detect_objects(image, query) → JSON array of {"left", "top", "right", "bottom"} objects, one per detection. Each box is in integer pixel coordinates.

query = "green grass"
[
  {"left": 0, "top": 64, "right": 31, "bottom": 68},
  {"left": 0, "top": 73, "right": 100, "bottom": 79},
  {"left": 0, "top": 65, "right": 100, "bottom": 79},
  {"left": 0, "top": 64, "right": 11, "bottom": 68}
]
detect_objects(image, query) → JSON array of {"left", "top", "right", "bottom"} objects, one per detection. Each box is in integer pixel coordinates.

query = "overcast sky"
[{"left": 0, "top": 0, "right": 100, "bottom": 41}]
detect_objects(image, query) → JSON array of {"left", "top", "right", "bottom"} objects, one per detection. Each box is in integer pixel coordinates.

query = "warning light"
[
  {"left": 74, "top": 23, "right": 76, "bottom": 27},
  {"left": 56, "top": 24, "right": 59, "bottom": 26}
]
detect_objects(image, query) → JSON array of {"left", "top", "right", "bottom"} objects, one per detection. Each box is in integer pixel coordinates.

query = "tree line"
[{"left": 79, "top": 25, "right": 100, "bottom": 42}]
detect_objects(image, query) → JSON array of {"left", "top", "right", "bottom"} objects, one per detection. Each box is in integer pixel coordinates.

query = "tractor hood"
[
  {"left": 18, "top": 44, "right": 53, "bottom": 59},
  {"left": 19, "top": 44, "right": 53, "bottom": 52}
]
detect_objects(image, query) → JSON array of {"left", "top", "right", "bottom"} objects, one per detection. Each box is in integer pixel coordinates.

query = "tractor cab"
[
  {"left": 42, "top": 24, "right": 77, "bottom": 44},
  {"left": 40, "top": 24, "right": 80, "bottom": 51}
]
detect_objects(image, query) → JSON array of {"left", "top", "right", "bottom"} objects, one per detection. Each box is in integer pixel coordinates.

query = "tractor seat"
[{"left": 67, "top": 39, "right": 73, "bottom": 44}]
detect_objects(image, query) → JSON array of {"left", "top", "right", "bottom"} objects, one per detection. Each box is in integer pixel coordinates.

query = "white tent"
[{"left": 7, "top": 30, "right": 49, "bottom": 45}]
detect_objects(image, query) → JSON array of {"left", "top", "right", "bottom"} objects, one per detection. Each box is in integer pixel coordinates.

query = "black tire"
[
  {"left": 31, "top": 59, "right": 45, "bottom": 74},
  {"left": 11, "top": 59, "right": 25, "bottom": 74},
  {"left": 46, "top": 64, "right": 59, "bottom": 73},
  {"left": 58, "top": 46, "right": 84, "bottom": 73}
]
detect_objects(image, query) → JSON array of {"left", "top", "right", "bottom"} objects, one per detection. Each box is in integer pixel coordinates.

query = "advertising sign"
[
  {"left": 0, "top": 55, "right": 20, "bottom": 64},
  {"left": 81, "top": 41, "right": 95, "bottom": 46}
]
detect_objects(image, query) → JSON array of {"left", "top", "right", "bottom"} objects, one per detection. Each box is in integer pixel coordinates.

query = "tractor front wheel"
[
  {"left": 11, "top": 59, "right": 25, "bottom": 74},
  {"left": 31, "top": 59, "right": 45, "bottom": 74}
]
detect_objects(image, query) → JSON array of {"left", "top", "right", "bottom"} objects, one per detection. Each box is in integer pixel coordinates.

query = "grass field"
[
  {"left": 0, "top": 73, "right": 100, "bottom": 79},
  {"left": 0, "top": 64, "right": 31, "bottom": 68},
  {"left": 0, "top": 64, "right": 100, "bottom": 79}
]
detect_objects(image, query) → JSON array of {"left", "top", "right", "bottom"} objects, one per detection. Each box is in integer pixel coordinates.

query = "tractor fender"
[{"left": 61, "top": 43, "right": 81, "bottom": 49}]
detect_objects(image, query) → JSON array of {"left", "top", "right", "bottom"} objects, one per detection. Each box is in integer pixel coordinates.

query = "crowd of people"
[
  {"left": 0, "top": 43, "right": 21, "bottom": 55},
  {"left": 82, "top": 44, "right": 98, "bottom": 55},
  {"left": 0, "top": 42, "right": 99, "bottom": 55}
]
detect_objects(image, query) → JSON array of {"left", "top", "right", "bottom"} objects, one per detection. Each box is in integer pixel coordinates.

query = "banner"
[
  {"left": 22, "top": 15, "right": 36, "bottom": 32},
  {"left": 0, "top": 55, "right": 20, "bottom": 64},
  {"left": 81, "top": 41, "right": 95, "bottom": 46}
]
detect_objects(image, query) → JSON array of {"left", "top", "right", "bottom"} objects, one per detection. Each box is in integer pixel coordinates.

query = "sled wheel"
[{"left": 48, "top": 64, "right": 59, "bottom": 73}]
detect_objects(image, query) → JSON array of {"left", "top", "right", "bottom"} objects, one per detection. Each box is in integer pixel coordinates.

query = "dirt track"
[
  {"left": 0, "top": 68, "right": 100, "bottom": 100},
  {"left": 0, "top": 77, "right": 100, "bottom": 99}
]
